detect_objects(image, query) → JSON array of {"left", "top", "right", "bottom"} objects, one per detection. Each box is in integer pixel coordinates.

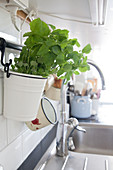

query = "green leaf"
[
  {"left": 17, "top": 61, "right": 23, "bottom": 67},
  {"left": 57, "top": 68, "right": 64, "bottom": 77},
  {"left": 11, "top": 65, "right": 15, "bottom": 70},
  {"left": 43, "top": 52, "right": 55, "bottom": 66},
  {"left": 64, "top": 45, "right": 73, "bottom": 54},
  {"left": 37, "top": 44, "right": 49, "bottom": 56},
  {"left": 48, "top": 24, "right": 56, "bottom": 30},
  {"left": 79, "top": 66, "right": 88, "bottom": 72},
  {"left": 51, "top": 29, "right": 69, "bottom": 41},
  {"left": 63, "top": 63, "right": 72, "bottom": 71},
  {"left": 56, "top": 53, "right": 65, "bottom": 64},
  {"left": 24, "top": 63, "right": 29, "bottom": 67},
  {"left": 30, "top": 61, "right": 37, "bottom": 66},
  {"left": 37, "top": 56, "right": 44, "bottom": 64},
  {"left": 23, "top": 32, "right": 36, "bottom": 37},
  {"left": 74, "top": 70, "right": 80, "bottom": 75},
  {"left": 31, "top": 45, "right": 41, "bottom": 57},
  {"left": 83, "top": 56, "right": 87, "bottom": 63},
  {"left": 30, "top": 18, "right": 50, "bottom": 36},
  {"left": 60, "top": 40, "right": 68, "bottom": 49},
  {"left": 76, "top": 40, "right": 80, "bottom": 47},
  {"left": 69, "top": 38, "right": 80, "bottom": 47},
  {"left": 32, "top": 35, "right": 44, "bottom": 43},
  {"left": 45, "top": 39, "right": 57, "bottom": 47},
  {"left": 68, "top": 51, "right": 79, "bottom": 62},
  {"left": 82, "top": 44, "right": 92, "bottom": 54},
  {"left": 24, "top": 37, "right": 34, "bottom": 47},
  {"left": 61, "top": 29, "right": 69, "bottom": 38},
  {"left": 52, "top": 45, "right": 61, "bottom": 55},
  {"left": 52, "top": 29, "right": 69, "bottom": 37},
  {"left": 65, "top": 71, "right": 73, "bottom": 82},
  {"left": 24, "top": 35, "right": 44, "bottom": 48},
  {"left": 59, "top": 76, "right": 65, "bottom": 79},
  {"left": 69, "top": 38, "right": 77, "bottom": 45}
]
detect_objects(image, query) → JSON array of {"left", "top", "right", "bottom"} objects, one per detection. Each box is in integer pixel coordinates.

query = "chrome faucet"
[
  {"left": 87, "top": 59, "right": 106, "bottom": 90},
  {"left": 56, "top": 79, "right": 86, "bottom": 157}
]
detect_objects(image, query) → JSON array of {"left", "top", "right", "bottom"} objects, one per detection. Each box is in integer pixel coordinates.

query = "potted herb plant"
[{"left": 4, "top": 18, "right": 91, "bottom": 121}]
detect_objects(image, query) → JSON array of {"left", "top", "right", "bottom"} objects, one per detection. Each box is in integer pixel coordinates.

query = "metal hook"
[
  {"left": 0, "top": 38, "right": 6, "bottom": 66},
  {"left": 0, "top": 37, "right": 12, "bottom": 78}
]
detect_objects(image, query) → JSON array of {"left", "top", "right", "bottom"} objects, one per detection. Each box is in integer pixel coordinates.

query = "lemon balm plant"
[
  {"left": 11, "top": 18, "right": 91, "bottom": 83},
  {"left": 3, "top": 18, "right": 91, "bottom": 122}
]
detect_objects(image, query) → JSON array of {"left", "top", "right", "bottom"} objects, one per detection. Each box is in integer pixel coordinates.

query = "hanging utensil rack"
[{"left": 0, "top": 37, "right": 22, "bottom": 78}]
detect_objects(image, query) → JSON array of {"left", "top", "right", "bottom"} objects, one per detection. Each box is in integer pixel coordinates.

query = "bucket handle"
[{"left": 77, "top": 98, "right": 86, "bottom": 104}]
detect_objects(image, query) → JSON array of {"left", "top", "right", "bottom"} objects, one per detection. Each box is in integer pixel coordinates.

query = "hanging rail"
[{"left": 0, "top": 37, "right": 22, "bottom": 78}]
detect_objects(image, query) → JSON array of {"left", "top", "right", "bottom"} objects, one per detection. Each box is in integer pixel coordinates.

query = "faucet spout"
[{"left": 87, "top": 59, "right": 106, "bottom": 90}]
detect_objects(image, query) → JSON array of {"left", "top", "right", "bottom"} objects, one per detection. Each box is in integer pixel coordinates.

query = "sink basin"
[
  {"left": 35, "top": 127, "right": 113, "bottom": 170},
  {"left": 71, "top": 123, "right": 113, "bottom": 156}
]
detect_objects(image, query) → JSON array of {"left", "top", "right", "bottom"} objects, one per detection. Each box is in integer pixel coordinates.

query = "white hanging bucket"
[{"left": 3, "top": 71, "right": 47, "bottom": 121}]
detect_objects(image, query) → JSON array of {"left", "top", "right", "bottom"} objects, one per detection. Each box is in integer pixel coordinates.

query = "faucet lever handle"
[
  {"left": 67, "top": 118, "right": 79, "bottom": 127},
  {"left": 75, "top": 125, "right": 86, "bottom": 133},
  {"left": 67, "top": 118, "right": 86, "bottom": 133}
]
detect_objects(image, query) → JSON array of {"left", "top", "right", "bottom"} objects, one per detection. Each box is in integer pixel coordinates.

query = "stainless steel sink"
[
  {"left": 71, "top": 123, "right": 113, "bottom": 156},
  {"left": 35, "top": 128, "right": 113, "bottom": 170},
  {"left": 36, "top": 148, "right": 113, "bottom": 170}
]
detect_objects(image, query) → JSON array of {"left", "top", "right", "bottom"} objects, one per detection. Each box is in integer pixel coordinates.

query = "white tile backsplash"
[
  {"left": 40, "top": 124, "right": 53, "bottom": 140},
  {"left": 22, "top": 128, "right": 41, "bottom": 161},
  {"left": 0, "top": 117, "right": 54, "bottom": 169},
  {"left": 0, "top": 135, "right": 23, "bottom": 170},
  {"left": 0, "top": 116, "right": 7, "bottom": 151},
  {"left": 7, "top": 119, "right": 27, "bottom": 144},
  {"left": 22, "top": 124, "right": 53, "bottom": 162}
]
